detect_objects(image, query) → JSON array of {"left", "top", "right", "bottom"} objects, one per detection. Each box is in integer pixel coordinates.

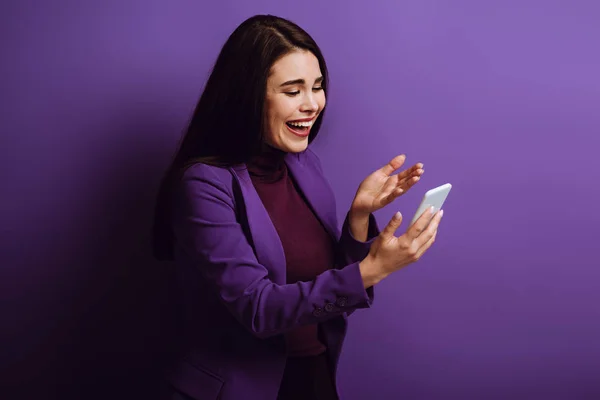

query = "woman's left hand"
[{"left": 350, "top": 154, "right": 423, "bottom": 217}]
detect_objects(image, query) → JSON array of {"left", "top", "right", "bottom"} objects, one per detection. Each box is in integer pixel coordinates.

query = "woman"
[{"left": 153, "top": 14, "right": 443, "bottom": 400}]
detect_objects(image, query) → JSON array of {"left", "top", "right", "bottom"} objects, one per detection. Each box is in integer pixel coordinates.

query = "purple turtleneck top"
[{"left": 247, "top": 147, "right": 335, "bottom": 357}]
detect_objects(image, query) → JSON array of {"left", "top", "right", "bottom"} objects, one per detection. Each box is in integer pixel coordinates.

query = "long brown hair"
[{"left": 152, "top": 14, "right": 329, "bottom": 260}]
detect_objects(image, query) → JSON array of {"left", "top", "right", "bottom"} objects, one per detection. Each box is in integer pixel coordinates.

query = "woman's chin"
[
  {"left": 283, "top": 139, "right": 309, "bottom": 153},
  {"left": 269, "top": 135, "right": 309, "bottom": 153}
]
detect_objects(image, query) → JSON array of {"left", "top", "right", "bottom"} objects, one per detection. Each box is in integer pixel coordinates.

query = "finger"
[
  {"left": 395, "top": 169, "right": 424, "bottom": 192},
  {"left": 382, "top": 186, "right": 404, "bottom": 204},
  {"left": 380, "top": 211, "right": 403, "bottom": 239},
  {"left": 415, "top": 229, "right": 438, "bottom": 259},
  {"left": 373, "top": 175, "right": 405, "bottom": 206},
  {"left": 398, "top": 174, "right": 421, "bottom": 190},
  {"left": 380, "top": 174, "right": 402, "bottom": 195},
  {"left": 397, "top": 164, "right": 424, "bottom": 181},
  {"left": 415, "top": 209, "right": 443, "bottom": 245},
  {"left": 379, "top": 154, "right": 407, "bottom": 176},
  {"left": 378, "top": 181, "right": 404, "bottom": 201},
  {"left": 383, "top": 170, "right": 420, "bottom": 200},
  {"left": 405, "top": 206, "right": 436, "bottom": 240}
]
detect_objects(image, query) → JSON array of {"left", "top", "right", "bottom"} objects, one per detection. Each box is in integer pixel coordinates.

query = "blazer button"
[
  {"left": 336, "top": 296, "right": 348, "bottom": 307},
  {"left": 324, "top": 303, "right": 335, "bottom": 312},
  {"left": 313, "top": 307, "right": 324, "bottom": 317}
]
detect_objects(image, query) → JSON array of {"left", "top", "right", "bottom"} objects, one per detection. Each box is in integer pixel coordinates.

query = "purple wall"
[{"left": 2, "top": 0, "right": 599, "bottom": 399}]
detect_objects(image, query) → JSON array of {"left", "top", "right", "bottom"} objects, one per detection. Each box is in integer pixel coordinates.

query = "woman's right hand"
[{"left": 359, "top": 207, "right": 443, "bottom": 287}]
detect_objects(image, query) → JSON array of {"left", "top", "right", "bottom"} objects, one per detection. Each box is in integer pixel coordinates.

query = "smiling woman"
[
  {"left": 152, "top": 15, "right": 330, "bottom": 170},
  {"left": 265, "top": 51, "right": 326, "bottom": 151},
  {"left": 152, "top": 13, "right": 441, "bottom": 400}
]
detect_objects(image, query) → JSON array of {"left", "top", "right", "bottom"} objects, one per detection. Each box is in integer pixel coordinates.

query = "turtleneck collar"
[{"left": 247, "top": 145, "right": 288, "bottom": 183}]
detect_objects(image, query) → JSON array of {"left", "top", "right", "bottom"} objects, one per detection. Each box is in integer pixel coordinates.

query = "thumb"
[{"left": 381, "top": 211, "right": 403, "bottom": 239}]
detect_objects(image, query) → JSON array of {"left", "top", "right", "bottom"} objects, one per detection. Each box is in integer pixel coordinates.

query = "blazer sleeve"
[
  {"left": 304, "top": 148, "right": 380, "bottom": 310},
  {"left": 336, "top": 212, "right": 379, "bottom": 313},
  {"left": 337, "top": 212, "right": 380, "bottom": 267},
  {"left": 171, "top": 165, "right": 374, "bottom": 339},
  {"left": 304, "top": 148, "right": 380, "bottom": 266}
]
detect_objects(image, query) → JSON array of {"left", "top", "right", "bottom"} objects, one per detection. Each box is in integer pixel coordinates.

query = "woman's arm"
[
  {"left": 348, "top": 211, "right": 371, "bottom": 242},
  {"left": 172, "top": 165, "right": 374, "bottom": 339},
  {"left": 338, "top": 211, "right": 380, "bottom": 266},
  {"left": 336, "top": 211, "right": 379, "bottom": 315},
  {"left": 303, "top": 148, "right": 381, "bottom": 266},
  {"left": 303, "top": 148, "right": 381, "bottom": 313}
]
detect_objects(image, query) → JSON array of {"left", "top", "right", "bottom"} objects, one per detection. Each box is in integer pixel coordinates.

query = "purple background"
[{"left": 2, "top": 0, "right": 599, "bottom": 399}]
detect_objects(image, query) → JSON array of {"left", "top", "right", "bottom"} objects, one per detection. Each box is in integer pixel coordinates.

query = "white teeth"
[{"left": 288, "top": 120, "right": 313, "bottom": 128}]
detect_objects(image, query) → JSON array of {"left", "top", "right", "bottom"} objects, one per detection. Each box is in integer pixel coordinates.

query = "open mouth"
[{"left": 286, "top": 119, "right": 314, "bottom": 136}]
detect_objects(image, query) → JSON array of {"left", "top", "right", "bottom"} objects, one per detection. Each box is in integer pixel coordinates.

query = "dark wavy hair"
[{"left": 152, "top": 14, "right": 329, "bottom": 260}]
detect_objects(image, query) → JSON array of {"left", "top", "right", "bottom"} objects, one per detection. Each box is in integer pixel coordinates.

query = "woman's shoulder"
[
  {"left": 175, "top": 162, "right": 237, "bottom": 208},
  {"left": 179, "top": 147, "right": 322, "bottom": 183},
  {"left": 181, "top": 161, "right": 234, "bottom": 187}
]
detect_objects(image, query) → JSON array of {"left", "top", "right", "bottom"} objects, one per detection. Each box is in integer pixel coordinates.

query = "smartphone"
[{"left": 410, "top": 183, "right": 452, "bottom": 225}]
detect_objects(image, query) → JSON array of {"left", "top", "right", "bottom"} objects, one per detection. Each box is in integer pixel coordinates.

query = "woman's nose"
[{"left": 300, "top": 94, "right": 318, "bottom": 112}]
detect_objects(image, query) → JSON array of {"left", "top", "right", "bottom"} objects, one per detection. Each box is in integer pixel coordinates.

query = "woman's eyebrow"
[{"left": 279, "top": 76, "right": 323, "bottom": 87}]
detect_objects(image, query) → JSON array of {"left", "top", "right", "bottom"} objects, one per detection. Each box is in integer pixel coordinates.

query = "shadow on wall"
[
  {"left": 65, "top": 110, "right": 183, "bottom": 400},
  {"left": 6, "top": 104, "right": 184, "bottom": 400}
]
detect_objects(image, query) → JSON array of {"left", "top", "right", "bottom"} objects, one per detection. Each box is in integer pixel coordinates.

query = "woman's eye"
[{"left": 285, "top": 87, "right": 323, "bottom": 96}]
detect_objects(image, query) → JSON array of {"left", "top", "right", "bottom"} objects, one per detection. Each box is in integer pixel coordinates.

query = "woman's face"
[{"left": 264, "top": 50, "right": 326, "bottom": 153}]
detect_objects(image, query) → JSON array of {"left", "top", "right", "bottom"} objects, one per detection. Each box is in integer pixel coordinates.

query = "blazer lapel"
[
  {"left": 229, "top": 165, "right": 287, "bottom": 284},
  {"left": 284, "top": 152, "right": 340, "bottom": 240},
  {"left": 227, "top": 152, "right": 339, "bottom": 283}
]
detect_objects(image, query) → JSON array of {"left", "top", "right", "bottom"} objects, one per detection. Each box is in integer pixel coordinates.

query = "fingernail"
[
  {"left": 395, "top": 211, "right": 401, "bottom": 219},
  {"left": 440, "top": 209, "right": 444, "bottom": 217},
  {"left": 429, "top": 206, "right": 435, "bottom": 214}
]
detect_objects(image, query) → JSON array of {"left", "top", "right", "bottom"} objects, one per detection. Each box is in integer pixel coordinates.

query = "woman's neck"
[{"left": 247, "top": 144, "right": 287, "bottom": 182}]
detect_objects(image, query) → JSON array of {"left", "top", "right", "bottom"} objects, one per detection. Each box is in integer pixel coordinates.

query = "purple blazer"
[{"left": 166, "top": 147, "right": 380, "bottom": 400}]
